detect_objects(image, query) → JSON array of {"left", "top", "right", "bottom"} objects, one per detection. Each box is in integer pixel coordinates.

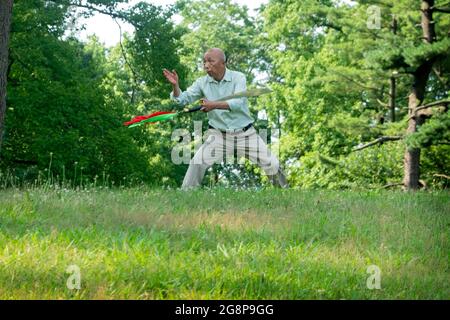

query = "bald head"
[
  {"left": 205, "top": 48, "right": 226, "bottom": 63},
  {"left": 203, "top": 48, "right": 227, "bottom": 81}
]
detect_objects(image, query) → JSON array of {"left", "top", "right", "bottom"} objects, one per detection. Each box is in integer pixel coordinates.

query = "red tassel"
[{"left": 123, "top": 111, "right": 175, "bottom": 126}]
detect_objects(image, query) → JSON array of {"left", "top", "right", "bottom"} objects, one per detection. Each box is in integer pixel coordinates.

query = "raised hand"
[{"left": 163, "top": 69, "right": 179, "bottom": 86}]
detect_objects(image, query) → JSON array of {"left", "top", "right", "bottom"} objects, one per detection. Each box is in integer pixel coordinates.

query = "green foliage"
[
  {"left": 2, "top": 0, "right": 186, "bottom": 187},
  {"left": 407, "top": 112, "right": 450, "bottom": 148},
  {"left": 421, "top": 144, "right": 450, "bottom": 189},
  {"left": 287, "top": 142, "right": 404, "bottom": 189},
  {"left": 122, "top": 2, "right": 188, "bottom": 98},
  {"left": 259, "top": 0, "right": 449, "bottom": 189}
]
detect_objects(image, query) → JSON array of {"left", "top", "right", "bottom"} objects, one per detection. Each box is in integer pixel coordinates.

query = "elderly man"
[{"left": 163, "top": 48, "right": 288, "bottom": 190}]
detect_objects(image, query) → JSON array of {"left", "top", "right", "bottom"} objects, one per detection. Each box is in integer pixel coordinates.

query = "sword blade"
[{"left": 216, "top": 87, "right": 273, "bottom": 101}]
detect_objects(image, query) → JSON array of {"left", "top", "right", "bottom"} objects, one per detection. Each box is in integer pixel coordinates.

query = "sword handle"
[{"left": 186, "top": 105, "right": 202, "bottom": 113}]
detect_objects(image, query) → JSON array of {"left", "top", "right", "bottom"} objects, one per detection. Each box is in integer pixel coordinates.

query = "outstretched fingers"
[{"left": 163, "top": 68, "right": 178, "bottom": 85}]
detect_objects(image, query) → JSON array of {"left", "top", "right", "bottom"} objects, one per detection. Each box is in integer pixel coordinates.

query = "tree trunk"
[
  {"left": 404, "top": 89, "right": 425, "bottom": 190},
  {"left": 389, "top": 16, "right": 397, "bottom": 122},
  {"left": 403, "top": 0, "right": 435, "bottom": 190},
  {"left": 389, "top": 76, "right": 396, "bottom": 122},
  {"left": 0, "top": 0, "right": 13, "bottom": 155}
]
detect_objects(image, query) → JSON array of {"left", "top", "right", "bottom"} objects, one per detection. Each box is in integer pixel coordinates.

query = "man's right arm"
[
  {"left": 170, "top": 78, "right": 203, "bottom": 106},
  {"left": 163, "top": 68, "right": 203, "bottom": 106},
  {"left": 172, "top": 83, "right": 181, "bottom": 97}
]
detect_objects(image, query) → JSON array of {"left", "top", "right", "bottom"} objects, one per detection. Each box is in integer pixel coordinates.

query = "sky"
[{"left": 77, "top": 0, "right": 268, "bottom": 47}]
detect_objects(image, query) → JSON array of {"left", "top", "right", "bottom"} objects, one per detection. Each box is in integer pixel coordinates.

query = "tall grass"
[
  {"left": 0, "top": 165, "right": 146, "bottom": 191},
  {"left": 0, "top": 186, "right": 448, "bottom": 299}
]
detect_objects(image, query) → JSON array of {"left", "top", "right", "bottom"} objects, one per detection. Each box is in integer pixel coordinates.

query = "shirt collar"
[{"left": 207, "top": 68, "right": 232, "bottom": 83}]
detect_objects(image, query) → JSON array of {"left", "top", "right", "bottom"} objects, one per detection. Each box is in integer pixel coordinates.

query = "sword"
[
  {"left": 185, "top": 87, "right": 273, "bottom": 112},
  {"left": 125, "top": 87, "right": 273, "bottom": 127}
]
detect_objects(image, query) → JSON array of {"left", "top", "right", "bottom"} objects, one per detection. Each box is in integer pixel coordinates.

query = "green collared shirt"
[{"left": 170, "top": 68, "right": 254, "bottom": 131}]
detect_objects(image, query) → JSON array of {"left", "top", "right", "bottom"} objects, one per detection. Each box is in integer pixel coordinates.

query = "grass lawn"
[{"left": 0, "top": 187, "right": 448, "bottom": 299}]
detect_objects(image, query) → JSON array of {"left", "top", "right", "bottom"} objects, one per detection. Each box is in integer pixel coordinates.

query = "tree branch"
[
  {"left": 333, "top": 71, "right": 380, "bottom": 92},
  {"left": 403, "top": 99, "right": 450, "bottom": 121},
  {"left": 432, "top": 6, "right": 450, "bottom": 13},
  {"left": 433, "top": 173, "right": 450, "bottom": 180},
  {"left": 68, "top": 2, "right": 133, "bottom": 24},
  {"left": 382, "top": 182, "right": 404, "bottom": 189},
  {"left": 353, "top": 136, "right": 403, "bottom": 151},
  {"left": 433, "top": 1, "right": 450, "bottom": 7},
  {"left": 376, "top": 98, "right": 389, "bottom": 108},
  {"left": 433, "top": 67, "right": 447, "bottom": 86},
  {"left": 415, "top": 99, "right": 450, "bottom": 113},
  {"left": 322, "top": 22, "right": 343, "bottom": 32},
  {"left": 113, "top": 18, "right": 140, "bottom": 105}
]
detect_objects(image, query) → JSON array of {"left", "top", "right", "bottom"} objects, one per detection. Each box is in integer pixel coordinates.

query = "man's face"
[{"left": 203, "top": 51, "right": 225, "bottom": 80}]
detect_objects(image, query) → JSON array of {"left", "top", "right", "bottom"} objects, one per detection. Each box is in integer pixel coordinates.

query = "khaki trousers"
[{"left": 181, "top": 126, "right": 289, "bottom": 190}]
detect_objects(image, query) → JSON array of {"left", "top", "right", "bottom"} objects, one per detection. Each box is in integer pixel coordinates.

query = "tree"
[
  {"left": 403, "top": 0, "right": 449, "bottom": 189},
  {"left": 350, "top": 0, "right": 450, "bottom": 189},
  {"left": 0, "top": 0, "right": 13, "bottom": 154},
  {"left": 259, "top": 0, "right": 449, "bottom": 189},
  {"left": 2, "top": 0, "right": 188, "bottom": 187}
]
